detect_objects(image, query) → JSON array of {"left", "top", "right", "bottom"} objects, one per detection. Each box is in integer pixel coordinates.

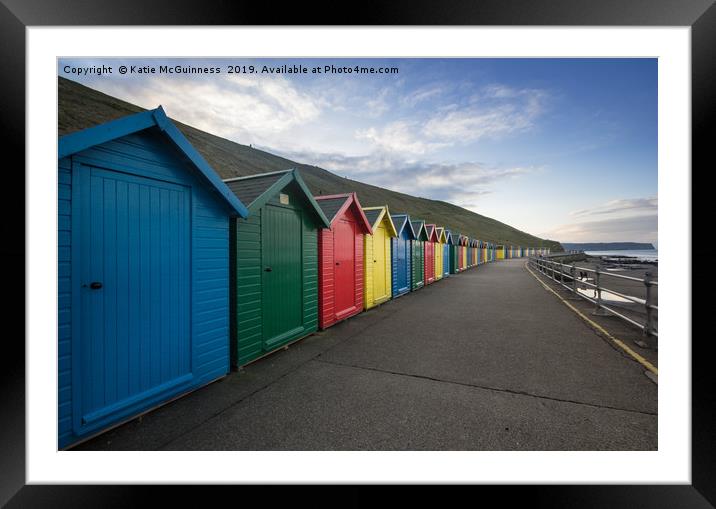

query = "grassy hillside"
[{"left": 58, "top": 77, "right": 562, "bottom": 250}]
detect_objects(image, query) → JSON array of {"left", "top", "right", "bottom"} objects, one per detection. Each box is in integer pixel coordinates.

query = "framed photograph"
[{"left": 2, "top": 0, "right": 710, "bottom": 505}]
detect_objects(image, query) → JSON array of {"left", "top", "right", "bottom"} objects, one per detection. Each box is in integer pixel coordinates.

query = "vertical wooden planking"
[
  {"left": 384, "top": 227, "right": 392, "bottom": 300},
  {"left": 58, "top": 160, "right": 73, "bottom": 440},
  {"left": 354, "top": 225, "right": 363, "bottom": 311},
  {"left": 115, "top": 179, "right": 129, "bottom": 401},
  {"left": 168, "top": 189, "right": 178, "bottom": 379},
  {"left": 302, "top": 211, "right": 318, "bottom": 334},
  {"left": 235, "top": 212, "right": 262, "bottom": 365},
  {"left": 127, "top": 181, "right": 140, "bottom": 396},
  {"left": 88, "top": 172, "right": 104, "bottom": 412},
  {"left": 149, "top": 186, "right": 161, "bottom": 388},
  {"left": 363, "top": 233, "right": 373, "bottom": 309},
  {"left": 138, "top": 184, "right": 151, "bottom": 391}
]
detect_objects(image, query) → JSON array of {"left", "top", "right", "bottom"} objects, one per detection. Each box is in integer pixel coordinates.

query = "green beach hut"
[{"left": 225, "top": 169, "right": 330, "bottom": 367}]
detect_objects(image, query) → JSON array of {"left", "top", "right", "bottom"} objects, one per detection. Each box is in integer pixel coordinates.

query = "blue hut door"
[
  {"left": 395, "top": 237, "right": 409, "bottom": 294},
  {"left": 75, "top": 165, "right": 191, "bottom": 433},
  {"left": 443, "top": 244, "right": 449, "bottom": 275}
]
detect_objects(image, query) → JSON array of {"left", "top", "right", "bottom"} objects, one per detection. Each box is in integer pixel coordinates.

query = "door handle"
[
  {"left": 264, "top": 267, "right": 272, "bottom": 272},
  {"left": 335, "top": 262, "right": 340, "bottom": 266},
  {"left": 89, "top": 282, "right": 103, "bottom": 290}
]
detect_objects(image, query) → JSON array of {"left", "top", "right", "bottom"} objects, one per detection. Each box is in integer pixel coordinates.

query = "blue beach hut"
[
  {"left": 57, "top": 107, "right": 248, "bottom": 449},
  {"left": 442, "top": 230, "right": 452, "bottom": 278},
  {"left": 390, "top": 214, "right": 416, "bottom": 299}
]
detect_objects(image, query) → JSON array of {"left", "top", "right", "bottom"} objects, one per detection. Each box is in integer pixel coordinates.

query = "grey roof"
[
  {"left": 391, "top": 213, "right": 406, "bottom": 226},
  {"left": 412, "top": 219, "right": 427, "bottom": 239},
  {"left": 224, "top": 171, "right": 287, "bottom": 206},
  {"left": 315, "top": 196, "right": 350, "bottom": 223},
  {"left": 363, "top": 209, "right": 383, "bottom": 227},
  {"left": 390, "top": 214, "right": 410, "bottom": 237}
]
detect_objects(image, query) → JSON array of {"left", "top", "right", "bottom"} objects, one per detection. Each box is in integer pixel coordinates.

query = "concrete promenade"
[{"left": 76, "top": 259, "right": 657, "bottom": 451}]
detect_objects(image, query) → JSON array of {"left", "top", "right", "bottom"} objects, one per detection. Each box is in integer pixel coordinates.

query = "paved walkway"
[{"left": 76, "top": 259, "right": 657, "bottom": 451}]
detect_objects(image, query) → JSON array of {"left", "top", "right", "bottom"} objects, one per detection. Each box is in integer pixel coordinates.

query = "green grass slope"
[{"left": 58, "top": 77, "right": 562, "bottom": 250}]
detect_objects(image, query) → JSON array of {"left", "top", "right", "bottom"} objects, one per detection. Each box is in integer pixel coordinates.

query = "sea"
[{"left": 584, "top": 249, "right": 658, "bottom": 262}]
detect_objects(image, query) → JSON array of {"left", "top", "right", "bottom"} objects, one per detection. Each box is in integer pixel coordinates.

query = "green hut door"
[{"left": 262, "top": 204, "right": 303, "bottom": 348}]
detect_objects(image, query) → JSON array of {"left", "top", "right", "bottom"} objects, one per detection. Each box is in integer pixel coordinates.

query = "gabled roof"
[
  {"left": 224, "top": 169, "right": 330, "bottom": 228},
  {"left": 411, "top": 219, "right": 429, "bottom": 241},
  {"left": 435, "top": 227, "right": 447, "bottom": 244},
  {"left": 444, "top": 230, "right": 453, "bottom": 245},
  {"left": 314, "top": 193, "right": 372, "bottom": 233},
  {"left": 447, "top": 231, "right": 460, "bottom": 245},
  {"left": 58, "top": 106, "right": 249, "bottom": 218},
  {"left": 390, "top": 214, "right": 417, "bottom": 240},
  {"left": 460, "top": 236, "right": 469, "bottom": 246},
  {"left": 425, "top": 224, "right": 438, "bottom": 242},
  {"left": 361, "top": 206, "right": 398, "bottom": 237}
]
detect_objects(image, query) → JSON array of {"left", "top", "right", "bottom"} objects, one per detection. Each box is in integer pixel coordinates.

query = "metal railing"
[{"left": 529, "top": 256, "right": 658, "bottom": 339}]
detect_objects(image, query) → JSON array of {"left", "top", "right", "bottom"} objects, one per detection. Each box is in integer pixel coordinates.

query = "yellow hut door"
[
  {"left": 434, "top": 243, "right": 442, "bottom": 280},
  {"left": 372, "top": 223, "right": 388, "bottom": 302}
]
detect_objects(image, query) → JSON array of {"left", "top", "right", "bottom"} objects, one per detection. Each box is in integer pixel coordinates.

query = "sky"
[{"left": 58, "top": 58, "right": 658, "bottom": 247}]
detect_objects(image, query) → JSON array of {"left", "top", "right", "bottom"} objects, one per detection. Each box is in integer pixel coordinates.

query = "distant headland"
[{"left": 561, "top": 242, "right": 655, "bottom": 251}]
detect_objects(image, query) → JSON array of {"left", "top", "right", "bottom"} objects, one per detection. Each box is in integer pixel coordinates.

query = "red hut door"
[
  {"left": 333, "top": 219, "right": 356, "bottom": 318},
  {"left": 424, "top": 242, "right": 434, "bottom": 283}
]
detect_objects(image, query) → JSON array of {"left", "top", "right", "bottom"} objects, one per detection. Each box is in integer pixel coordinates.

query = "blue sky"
[{"left": 59, "top": 58, "right": 658, "bottom": 246}]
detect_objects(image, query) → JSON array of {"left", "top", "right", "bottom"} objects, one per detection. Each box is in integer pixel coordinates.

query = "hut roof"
[
  {"left": 58, "top": 106, "right": 249, "bottom": 218},
  {"left": 314, "top": 193, "right": 372, "bottom": 233},
  {"left": 361, "top": 206, "right": 398, "bottom": 237},
  {"left": 224, "top": 169, "right": 330, "bottom": 227},
  {"left": 411, "top": 219, "right": 429, "bottom": 241},
  {"left": 390, "top": 214, "right": 417, "bottom": 240}
]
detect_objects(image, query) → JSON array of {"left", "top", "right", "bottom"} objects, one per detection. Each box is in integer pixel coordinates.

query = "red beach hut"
[
  {"left": 315, "top": 193, "right": 373, "bottom": 329},
  {"left": 424, "top": 223, "right": 438, "bottom": 284}
]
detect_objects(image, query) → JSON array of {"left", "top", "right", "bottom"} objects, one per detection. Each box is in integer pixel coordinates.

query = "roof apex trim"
[
  {"left": 234, "top": 169, "right": 330, "bottom": 228},
  {"left": 58, "top": 106, "right": 249, "bottom": 218},
  {"left": 362, "top": 205, "right": 398, "bottom": 237},
  {"left": 316, "top": 192, "right": 371, "bottom": 233},
  {"left": 390, "top": 213, "right": 416, "bottom": 239}
]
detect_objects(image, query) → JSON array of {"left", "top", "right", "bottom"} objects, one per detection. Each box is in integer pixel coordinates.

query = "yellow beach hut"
[
  {"left": 362, "top": 205, "right": 398, "bottom": 310},
  {"left": 434, "top": 227, "right": 446, "bottom": 281}
]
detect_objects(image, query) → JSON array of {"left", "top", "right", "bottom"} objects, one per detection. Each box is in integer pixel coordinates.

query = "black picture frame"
[{"left": 2, "top": 0, "right": 710, "bottom": 505}]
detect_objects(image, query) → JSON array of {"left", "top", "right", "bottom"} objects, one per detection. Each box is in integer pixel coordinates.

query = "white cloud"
[
  {"left": 271, "top": 146, "right": 535, "bottom": 208},
  {"left": 355, "top": 84, "right": 549, "bottom": 157},
  {"left": 423, "top": 87, "right": 547, "bottom": 143},
  {"left": 541, "top": 214, "right": 657, "bottom": 244},
  {"left": 84, "top": 73, "right": 323, "bottom": 146},
  {"left": 570, "top": 197, "right": 658, "bottom": 218},
  {"left": 401, "top": 84, "right": 445, "bottom": 107},
  {"left": 364, "top": 87, "right": 392, "bottom": 118},
  {"left": 355, "top": 121, "right": 449, "bottom": 156}
]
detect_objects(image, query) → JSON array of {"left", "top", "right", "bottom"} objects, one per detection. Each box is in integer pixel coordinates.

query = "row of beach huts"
[{"left": 57, "top": 107, "right": 550, "bottom": 448}]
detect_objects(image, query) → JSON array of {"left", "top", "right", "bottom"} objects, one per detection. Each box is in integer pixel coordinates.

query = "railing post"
[
  {"left": 567, "top": 263, "right": 580, "bottom": 300},
  {"left": 571, "top": 264, "right": 577, "bottom": 293},
  {"left": 558, "top": 261, "right": 564, "bottom": 285},
  {"left": 592, "top": 265, "right": 608, "bottom": 316},
  {"left": 644, "top": 272, "right": 654, "bottom": 337}
]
